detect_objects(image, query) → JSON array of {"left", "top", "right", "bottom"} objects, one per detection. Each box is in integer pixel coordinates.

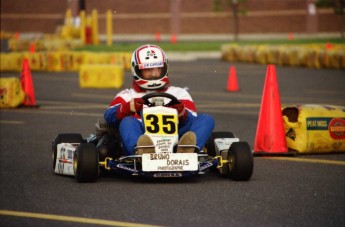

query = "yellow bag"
[
  {"left": 283, "top": 104, "right": 345, "bottom": 153},
  {"left": 79, "top": 64, "right": 124, "bottom": 88},
  {"left": 23, "top": 52, "right": 47, "bottom": 71},
  {"left": 0, "top": 77, "right": 25, "bottom": 108},
  {"left": 47, "top": 51, "right": 64, "bottom": 72}
]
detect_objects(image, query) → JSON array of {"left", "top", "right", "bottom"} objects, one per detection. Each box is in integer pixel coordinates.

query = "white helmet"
[{"left": 131, "top": 44, "right": 169, "bottom": 90}]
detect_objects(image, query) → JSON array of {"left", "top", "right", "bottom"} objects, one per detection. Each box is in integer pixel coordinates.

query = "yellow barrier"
[
  {"left": 0, "top": 51, "right": 131, "bottom": 72},
  {"left": 7, "top": 38, "right": 83, "bottom": 52},
  {"left": 79, "top": 64, "right": 124, "bottom": 88},
  {"left": 0, "top": 77, "right": 25, "bottom": 108},
  {"left": 0, "top": 53, "right": 23, "bottom": 71},
  {"left": 47, "top": 51, "right": 67, "bottom": 72},
  {"left": 23, "top": 52, "right": 47, "bottom": 71},
  {"left": 221, "top": 44, "right": 345, "bottom": 69},
  {"left": 283, "top": 104, "right": 345, "bottom": 154}
]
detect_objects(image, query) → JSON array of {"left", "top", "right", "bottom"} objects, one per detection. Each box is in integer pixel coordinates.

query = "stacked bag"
[
  {"left": 221, "top": 44, "right": 345, "bottom": 69},
  {"left": 0, "top": 51, "right": 132, "bottom": 72}
]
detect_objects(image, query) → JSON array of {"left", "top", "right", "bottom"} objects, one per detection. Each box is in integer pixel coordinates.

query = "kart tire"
[
  {"left": 74, "top": 143, "right": 99, "bottom": 183},
  {"left": 52, "top": 133, "right": 84, "bottom": 170},
  {"left": 228, "top": 141, "right": 253, "bottom": 181},
  {"left": 206, "top": 132, "right": 234, "bottom": 157}
]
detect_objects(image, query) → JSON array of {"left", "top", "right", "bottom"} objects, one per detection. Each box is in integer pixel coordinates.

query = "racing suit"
[{"left": 104, "top": 83, "right": 215, "bottom": 155}]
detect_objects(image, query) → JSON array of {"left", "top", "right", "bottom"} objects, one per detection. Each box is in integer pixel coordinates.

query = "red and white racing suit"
[{"left": 104, "top": 85, "right": 215, "bottom": 155}]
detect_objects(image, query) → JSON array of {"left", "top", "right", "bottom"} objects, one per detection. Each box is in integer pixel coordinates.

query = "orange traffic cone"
[
  {"left": 226, "top": 66, "right": 239, "bottom": 92},
  {"left": 253, "top": 65, "right": 293, "bottom": 156},
  {"left": 325, "top": 42, "right": 333, "bottom": 50},
  {"left": 155, "top": 32, "right": 161, "bottom": 42},
  {"left": 20, "top": 58, "right": 37, "bottom": 107},
  {"left": 15, "top": 32, "right": 20, "bottom": 40},
  {"left": 170, "top": 34, "right": 177, "bottom": 44},
  {"left": 29, "top": 42, "right": 36, "bottom": 53}
]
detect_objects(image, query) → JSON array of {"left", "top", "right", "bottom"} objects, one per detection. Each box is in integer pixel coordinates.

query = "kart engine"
[{"left": 95, "top": 119, "right": 122, "bottom": 160}]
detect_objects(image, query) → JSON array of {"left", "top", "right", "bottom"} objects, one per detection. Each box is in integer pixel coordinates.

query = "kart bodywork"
[{"left": 52, "top": 93, "right": 254, "bottom": 182}]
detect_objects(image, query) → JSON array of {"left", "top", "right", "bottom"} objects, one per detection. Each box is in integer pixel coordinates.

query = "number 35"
[{"left": 145, "top": 114, "right": 177, "bottom": 134}]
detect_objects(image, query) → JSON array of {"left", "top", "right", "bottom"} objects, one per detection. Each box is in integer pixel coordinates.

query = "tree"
[{"left": 213, "top": 0, "right": 247, "bottom": 42}]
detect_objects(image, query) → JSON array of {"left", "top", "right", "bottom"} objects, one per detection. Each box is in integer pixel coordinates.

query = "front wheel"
[
  {"left": 228, "top": 142, "right": 254, "bottom": 181},
  {"left": 74, "top": 143, "right": 99, "bottom": 183}
]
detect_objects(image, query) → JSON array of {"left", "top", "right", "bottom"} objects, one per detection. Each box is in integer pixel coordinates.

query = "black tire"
[
  {"left": 74, "top": 143, "right": 99, "bottom": 183},
  {"left": 206, "top": 132, "right": 235, "bottom": 156},
  {"left": 228, "top": 142, "right": 253, "bottom": 181},
  {"left": 52, "top": 133, "right": 84, "bottom": 170}
]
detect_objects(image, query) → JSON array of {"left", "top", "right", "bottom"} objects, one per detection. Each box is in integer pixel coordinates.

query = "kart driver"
[{"left": 104, "top": 44, "right": 214, "bottom": 155}]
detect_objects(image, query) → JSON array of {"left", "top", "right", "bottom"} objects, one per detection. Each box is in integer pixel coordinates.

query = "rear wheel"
[
  {"left": 74, "top": 143, "right": 99, "bottom": 183},
  {"left": 228, "top": 142, "right": 253, "bottom": 181},
  {"left": 52, "top": 133, "right": 84, "bottom": 170}
]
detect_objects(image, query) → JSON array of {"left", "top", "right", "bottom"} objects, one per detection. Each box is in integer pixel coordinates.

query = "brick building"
[{"left": 0, "top": 0, "right": 342, "bottom": 35}]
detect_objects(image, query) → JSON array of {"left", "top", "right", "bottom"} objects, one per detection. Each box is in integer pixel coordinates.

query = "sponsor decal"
[
  {"left": 329, "top": 118, "right": 345, "bottom": 139},
  {"left": 199, "top": 162, "right": 213, "bottom": 171},
  {"left": 306, "top": 117, "right": 345, "bottom": 140},
  {"left": 58, "top": 162, "right": 64, "bottom": 174},
  {"left": 153, "top": 173, "right": 182, "bottom": 178},
  {"left": 138, "top": 61, "right": 164, "bottom": 69},
  {"left": 142, "top": 153, "right": 198, "bottom": 171},
  {"left": 286, "top": 128, "right": 296, "bottom": 141},
  {"left": 155, "top": 139, "right": 172, "bottom": 152},
  {"left": 306, "top": 117, "right": 329, "bottom": 130},
  {"left": 59, "top": 159, "right": 73, "bottom": 164},
  {"left": 67, "top": 149, "right": 73, "bottom": 159},
  {"left": 147, "top": 83, "right": 162, "bottom": 88},
  {"left": 117, "top": 164, "right": 136, "bottom": 172},
  {"left": 146, "top": 50, "right": 157, "bottom": 59},
  {"left": 149, "top": 153, "right": 190, "bottom": 167},
  {"left": 149, "top": 153, "right": 170, "bottom": 160}
]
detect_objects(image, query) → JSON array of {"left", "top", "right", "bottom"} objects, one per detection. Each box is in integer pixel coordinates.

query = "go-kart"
[{"left": 52, "top": 93, "right": 254, "bottom": 182}]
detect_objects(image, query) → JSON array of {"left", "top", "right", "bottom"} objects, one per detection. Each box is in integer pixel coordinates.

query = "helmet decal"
[
  {"left": 138, "top": 61, "right": 164, "bottom": 70},
  {"left": 146, "top": 50, "right": 157, "bottom": 60}
]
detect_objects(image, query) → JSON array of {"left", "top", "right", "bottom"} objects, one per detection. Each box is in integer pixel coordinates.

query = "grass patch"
[{"left": 73, "top": 38, "right": 344, "bottom": 52}]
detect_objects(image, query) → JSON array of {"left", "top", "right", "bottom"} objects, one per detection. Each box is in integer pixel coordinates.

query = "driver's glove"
[
  {"left": 116, "top": 98, "right": 144, "bottom": 119},
  {"left": 172, "top": 103, "right": 188, "bottom": 122}
]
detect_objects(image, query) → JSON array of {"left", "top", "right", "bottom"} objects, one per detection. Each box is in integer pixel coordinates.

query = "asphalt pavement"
[{"left": 0, "top": 60, "right": 344, "bottom": 227}]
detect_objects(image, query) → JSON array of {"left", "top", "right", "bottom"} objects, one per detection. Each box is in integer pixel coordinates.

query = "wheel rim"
[
  {"left": 73, "top": 153, "right": 78, "bottom": 175},
  {"left": 228, "top": 153, "right": 234, "bottom": 172},
  {"left": 52, "top": 147, "right": 56, "bottom": 169}
]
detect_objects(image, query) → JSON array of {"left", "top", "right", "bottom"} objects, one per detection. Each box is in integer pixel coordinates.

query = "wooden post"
[
  {"left": 92, "top": 9, "right": 99, "bottom": 45},
  {"left": 106, "top": 9, "right": 113, "bottom": 46}
]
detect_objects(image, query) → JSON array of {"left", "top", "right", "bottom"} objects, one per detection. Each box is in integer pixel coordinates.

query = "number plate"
[
  {"left": 142, "top": 106, "right": 179, "bottom": 153},
  {"left": 142, "top": 153, "right": 198, "bottom": 171},
  {"left": 143, "top": 106, "right": 178, "bottom": 135}
]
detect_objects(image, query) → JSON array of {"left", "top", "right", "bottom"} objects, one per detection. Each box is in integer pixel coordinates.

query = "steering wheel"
[{"left": 141, "top": 92, "right": 181, "bottom": 107}]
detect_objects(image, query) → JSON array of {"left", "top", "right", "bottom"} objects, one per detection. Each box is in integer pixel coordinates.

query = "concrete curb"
[{"left": 166, "top": 51, "right": 221, "bottom": 61}]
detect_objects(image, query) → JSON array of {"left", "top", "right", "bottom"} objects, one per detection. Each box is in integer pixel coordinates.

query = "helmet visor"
[{"left": 134, "top": 62, "right": 168, "bottom": 80}]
